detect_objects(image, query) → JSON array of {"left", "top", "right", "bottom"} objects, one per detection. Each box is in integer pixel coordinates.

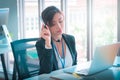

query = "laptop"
[{"left": 64, "top": 43, "right": 120, "bottom": 76}]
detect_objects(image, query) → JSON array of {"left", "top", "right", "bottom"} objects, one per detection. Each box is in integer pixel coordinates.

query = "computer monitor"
[
  {"left": 0, "top": 8, "right": 9, "bottom": 26},
  {"left": 0, "top": 8, "right": 9, "bottom": 40},
  {"left": 0, "top": 8, "right": 11, "bottom": 48}
]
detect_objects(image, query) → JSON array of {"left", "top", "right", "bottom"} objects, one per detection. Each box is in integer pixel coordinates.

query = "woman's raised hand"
[{"left": 40, "top": 24, "right": 52, "bottom": 48}]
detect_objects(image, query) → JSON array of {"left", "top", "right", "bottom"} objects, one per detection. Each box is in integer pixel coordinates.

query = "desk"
[
  {"left": 24, "top": 65, "right": 120, "bottom": 80},
  {"left": 0, "top": 46, "right": 11, "bottom": 80}
]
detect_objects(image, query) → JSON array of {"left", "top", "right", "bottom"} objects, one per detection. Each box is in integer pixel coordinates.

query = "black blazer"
[{"left": 35, "top": 34, "right": 77, "bottom": 74}]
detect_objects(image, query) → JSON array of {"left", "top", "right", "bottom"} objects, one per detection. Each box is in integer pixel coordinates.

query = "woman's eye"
[
  {"left": 59, "top": 20, "right": 63, "bottom": 23},
  {"left": 52, "top": 23, "right": 55, "bottom": 26},
  {"left": 50, "top": 22, "right": 55, "bottom": 26}
]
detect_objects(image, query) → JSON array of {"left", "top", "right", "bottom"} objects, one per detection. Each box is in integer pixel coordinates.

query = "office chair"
[{"left": 11, "top": 38, "right": 40, "bottom": 80}]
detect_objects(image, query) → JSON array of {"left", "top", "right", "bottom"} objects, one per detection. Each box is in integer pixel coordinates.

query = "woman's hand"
[{"left": 40, "top": 24, "right": 52, "bottom": 48}]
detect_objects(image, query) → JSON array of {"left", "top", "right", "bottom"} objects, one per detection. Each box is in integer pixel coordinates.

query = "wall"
[{"left": 0, "top": 0, "right": 18, "bottom": 40}]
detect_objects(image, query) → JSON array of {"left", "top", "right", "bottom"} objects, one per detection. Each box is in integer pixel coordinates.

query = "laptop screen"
[{"left": 88, "top": 43, "right": 120, "bottom": 74}]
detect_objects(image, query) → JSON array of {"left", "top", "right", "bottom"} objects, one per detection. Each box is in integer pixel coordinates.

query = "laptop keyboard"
[{"left": 76, "top": 68, "right": 89, "bottom": 74}]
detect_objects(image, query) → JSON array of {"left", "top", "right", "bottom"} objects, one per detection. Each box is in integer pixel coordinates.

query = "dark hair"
[{"left": 42, "top": 6, "right": 61, "bottom": 26}]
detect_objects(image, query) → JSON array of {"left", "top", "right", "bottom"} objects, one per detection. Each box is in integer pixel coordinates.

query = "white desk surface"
[
  {"left": 24, "top": 65, "right": 80, "bottom": 80},
  {"left": 24, "top": 62, "right": 120, "bottom": 80}
]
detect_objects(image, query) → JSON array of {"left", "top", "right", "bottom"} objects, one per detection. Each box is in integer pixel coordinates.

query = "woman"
[{"left": 35, "top": 6, "right": 77, "bottom": 74}]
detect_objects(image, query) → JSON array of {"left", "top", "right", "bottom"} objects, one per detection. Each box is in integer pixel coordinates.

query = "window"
[
  {"left": 44, "top": 0, "right": 61, "bottom": 9},
  {"left": 93, "top": 0, "right": 117, "bottom": 47},
  {"left": 24, "top": 0, "right": 39, "bottom": 38},
  {"left": 67, "top": 0, "right": 87, "bottom": 63}
]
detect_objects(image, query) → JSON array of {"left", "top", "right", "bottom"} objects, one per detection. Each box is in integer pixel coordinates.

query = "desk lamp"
[{"left": 0, "top": 25, "right": 12, "bottom": 51}]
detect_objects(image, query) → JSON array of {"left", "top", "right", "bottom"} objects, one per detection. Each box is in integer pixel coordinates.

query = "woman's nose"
[{"left": 56, "top": 23, "right": 61, "bottom": 29}]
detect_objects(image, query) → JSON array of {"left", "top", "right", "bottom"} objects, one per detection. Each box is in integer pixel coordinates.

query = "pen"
[{"left": 44, "top": 25, "right": 47, "bottom": 29}]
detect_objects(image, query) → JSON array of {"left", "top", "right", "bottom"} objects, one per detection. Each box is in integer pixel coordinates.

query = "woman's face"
[{"left": 49, "top": 12, "right": 64, "bottom": 39}]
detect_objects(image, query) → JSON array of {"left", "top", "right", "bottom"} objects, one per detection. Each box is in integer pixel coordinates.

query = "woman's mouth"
[{"left": 57, "top": 30, "right": 62, "bottom": 34}]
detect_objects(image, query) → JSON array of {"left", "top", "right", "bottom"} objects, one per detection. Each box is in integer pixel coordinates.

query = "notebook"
[{"left": 64, "top": 43, "right": 120, "bottom": 76}]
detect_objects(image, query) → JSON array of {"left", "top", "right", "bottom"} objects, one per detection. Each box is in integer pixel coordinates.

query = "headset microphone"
[{"left": 56, "top": 39, "right": 60, "bottom": 42}]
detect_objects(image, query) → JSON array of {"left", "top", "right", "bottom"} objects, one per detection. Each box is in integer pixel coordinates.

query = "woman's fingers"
[{"left": 40, "top": 24, "right": 51, "bottom": 41}]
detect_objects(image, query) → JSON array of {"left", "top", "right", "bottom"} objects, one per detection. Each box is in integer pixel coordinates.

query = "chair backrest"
[{"left": 11, "top": 38, "right": 40, "bottom": 79}]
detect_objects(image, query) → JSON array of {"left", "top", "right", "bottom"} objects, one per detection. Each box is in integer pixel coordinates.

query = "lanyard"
[{"left": 53, "top": 40, "right": 65, "bottom": 68}]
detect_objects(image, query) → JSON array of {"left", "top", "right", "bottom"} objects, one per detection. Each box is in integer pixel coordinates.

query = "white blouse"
[{"left": 54, "top": 45, "right": 73, "bottom": 69}]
